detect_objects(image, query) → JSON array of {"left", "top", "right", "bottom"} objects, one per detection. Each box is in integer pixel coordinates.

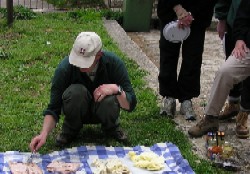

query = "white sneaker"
[{"left": 180, "top": 100, "right": 196, "bottom": 120}]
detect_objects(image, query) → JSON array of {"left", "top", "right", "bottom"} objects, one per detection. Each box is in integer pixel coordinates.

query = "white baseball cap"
[{"left": 69, "top": 32, "right": 102, "bottom": 68}]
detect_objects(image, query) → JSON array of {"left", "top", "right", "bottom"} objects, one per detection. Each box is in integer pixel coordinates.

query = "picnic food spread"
[
  {"left": 7, "top": 151, "right": 166, "bottom": 173},
  {"left": 8, "top": 162, "right": 42, "bottom": 174},
  {"left": 2, "top": 143, "right": 194, "bottom": 173}
]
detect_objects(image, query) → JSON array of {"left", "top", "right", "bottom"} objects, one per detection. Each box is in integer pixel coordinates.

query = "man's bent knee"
[{"left": 63, "top": 84, "right": 88, "bottom": 99}]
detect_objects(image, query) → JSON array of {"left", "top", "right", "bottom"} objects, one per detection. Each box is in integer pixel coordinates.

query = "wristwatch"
[{"left": 116, "top": 85, "right": 123, "bottom": 95}]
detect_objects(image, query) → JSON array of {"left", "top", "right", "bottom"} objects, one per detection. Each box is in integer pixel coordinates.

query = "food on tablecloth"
[
  {"left": 128, "top": 151, "right": 165, "bottom": 171},
  {"left": 47, "top": 161, "right": 80, "bottom": 173},
  {"left": 8, "top": 161, "right": 42, "bottom": 174},
  {"left": 91, "top": 158, "right": 131, "bottom": 174}
]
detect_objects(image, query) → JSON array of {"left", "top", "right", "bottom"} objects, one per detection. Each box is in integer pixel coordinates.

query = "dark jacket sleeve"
[
  {"left": 157, "top": 0, "right": 181, "bottom": 25},
  {"left": 233, "top": 0, "right": 250, "bottom": 48},
  {"left": 43, "top": 57, "right": 72, "bottom": 122},
  {"left": 106, "top": 53, "right": 137, "bottom": 112},
  {"left": 214, "top": 0, "right": 231, "bottom": 20}
]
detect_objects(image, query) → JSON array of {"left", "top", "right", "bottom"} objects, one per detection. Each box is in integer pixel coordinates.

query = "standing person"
[
  {"left": 215, "top": 0, "right": 250, "bottom": 138},
  {"left": 157, "top": 0, "right": 218, "bottom": 120},
  {"left": 188, "top": 0, "right": 250, "bottom": 139},
  {"left": 30, "top": 32, "right": 137, "bottom": 151}
]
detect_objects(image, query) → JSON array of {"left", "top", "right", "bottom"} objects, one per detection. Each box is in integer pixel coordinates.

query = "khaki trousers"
[{"left": 206, "top": 52, "right": 250, "bottom": 116}]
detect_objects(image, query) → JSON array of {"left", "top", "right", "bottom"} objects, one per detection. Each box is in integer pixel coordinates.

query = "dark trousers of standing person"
[
  {"left": 158, "top": 26, "right": 206, "bottom": 102},
  {"left": 241, "top": 78, "right": 250, "bottom": 109},
  {"left": 61, "top": 84, "right": 120, "bottom": 137}
]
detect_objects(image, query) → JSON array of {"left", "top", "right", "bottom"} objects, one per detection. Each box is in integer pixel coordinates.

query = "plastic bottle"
[{"left": 222, "top": 141, "right": 234, "bottom": 159}]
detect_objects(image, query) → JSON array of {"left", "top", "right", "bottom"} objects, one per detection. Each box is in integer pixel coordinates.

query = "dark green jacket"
[
  {"left": 214, "top": 0, "right": 241, "bottom": 28},
  {"left": 43, "top": 51, "right": 137, "bottom": 122},
  {"left": 233, "top": 0, "right": 250, "bottom": 48}
]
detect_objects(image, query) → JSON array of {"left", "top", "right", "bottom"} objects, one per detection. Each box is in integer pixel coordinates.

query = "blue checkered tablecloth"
[{"left": 0, "top": 142, "right": 194, "bottom": 174}]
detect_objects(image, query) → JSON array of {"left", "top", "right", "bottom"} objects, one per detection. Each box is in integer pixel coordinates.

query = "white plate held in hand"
[{"left": 163, "top": 21, "right": 190, "bottom": 43}]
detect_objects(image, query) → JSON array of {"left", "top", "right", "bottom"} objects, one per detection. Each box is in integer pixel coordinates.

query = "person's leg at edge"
[
  {"left": 236, "top": 77, "right": 250, "bottom": 138},
  {"left": 220, "top": 28, "right": 241, "bottom": 120},
  {"left": 188, "top": 55, "right": 250, "bottom": 137},
  {"left": 57, "top": 84, "right": 92, "bottom": 146},
  {"left": 179, "top": 26, "right": 206, "bottom": 120}
]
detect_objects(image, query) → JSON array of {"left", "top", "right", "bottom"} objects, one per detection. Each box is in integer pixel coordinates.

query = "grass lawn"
[{"left": 0, "top": 9, "right": 230, "bottom": 173}]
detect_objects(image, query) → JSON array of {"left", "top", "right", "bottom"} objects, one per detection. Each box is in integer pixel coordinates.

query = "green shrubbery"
[
  {"left": 67, "top": 8, "right": 102, "bottom": 20},
  {"left": 101, "top": 9, "right": 123, "bottom": 24},
  {"left": 45, "top": 0, "right": 106, "bottom": 8},
  {"left": 0, "top": 4, "right": 123, "bottom": 25},
  {"left": 0, "top": 5, "right": 36, "bottom": 20}
]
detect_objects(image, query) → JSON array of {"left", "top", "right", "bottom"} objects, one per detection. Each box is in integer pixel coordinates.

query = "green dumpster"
[{"left": 123, "top": 0, "right": 153, "bottom": 32}]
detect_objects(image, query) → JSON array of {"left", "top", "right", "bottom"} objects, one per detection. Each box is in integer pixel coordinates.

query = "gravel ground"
[{"left": 103, "top": 19, "right": 250, "bottom": 173}]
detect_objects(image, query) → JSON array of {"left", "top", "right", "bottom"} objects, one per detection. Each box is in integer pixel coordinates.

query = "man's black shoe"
[
  {"left": 55, "top": 133, "right": 75, "bottom": 147},
  {"left": 105, "top": 127, "right": 128, "bottom": 143}
]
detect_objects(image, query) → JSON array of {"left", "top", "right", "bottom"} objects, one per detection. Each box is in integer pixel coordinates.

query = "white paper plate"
[{"left": 163, "top": 21, "right": 190, "bottom": 43}]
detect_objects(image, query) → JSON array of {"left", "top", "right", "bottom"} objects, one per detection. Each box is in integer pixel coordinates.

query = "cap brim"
[{"left": 69, "top": 48, "right": 95, "bottom": 68}]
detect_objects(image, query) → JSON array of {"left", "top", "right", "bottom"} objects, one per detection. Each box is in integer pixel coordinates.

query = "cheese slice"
[
  {"left": 91, "top": 158, "right": 131, "bottom": 174},
  {"left": 128, "top": 151, "right": 165, "bottom": 171}
]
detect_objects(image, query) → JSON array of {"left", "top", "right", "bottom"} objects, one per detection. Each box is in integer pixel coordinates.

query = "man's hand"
[
  {"left": 29, "top": 115, "right": 55, "bottom": 152},
  {"left": 231, "top": 40, "right": 250, "bottom": 59},
  {"left": 178, "top": 14, "right": 193, "bottom": 28},
  {"left": 217, "top": 20, "right": 227, "bottom": 40},
  {"left": 94, "top": 84, "right": 118, "bottom": 102},
  {"left": 29, "top": 133, "right": 47, "bottom": 152},
  {"left": 173, "top": 4, "right": 193, "bottom": 28},
  {"left": 174, "top": 4, "right": 189, "bottom": 20}
]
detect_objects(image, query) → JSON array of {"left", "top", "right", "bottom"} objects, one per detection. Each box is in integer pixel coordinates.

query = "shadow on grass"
[{"left": 53, "top": 124, "right": 131, "bottom": 151}]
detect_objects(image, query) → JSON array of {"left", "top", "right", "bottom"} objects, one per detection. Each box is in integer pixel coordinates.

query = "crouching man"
[{"left": 30, "top": 32, "right": 137, "bottom": 151}]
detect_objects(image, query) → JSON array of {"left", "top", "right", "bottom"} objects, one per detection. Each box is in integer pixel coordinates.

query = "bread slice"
[{"left": 47, "top": 161, "right": 80, "bottom": 173}]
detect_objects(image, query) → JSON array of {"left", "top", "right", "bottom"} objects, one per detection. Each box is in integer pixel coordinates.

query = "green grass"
[{"left": 0, "top": 10, "right": 230, "bottom": 174}]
